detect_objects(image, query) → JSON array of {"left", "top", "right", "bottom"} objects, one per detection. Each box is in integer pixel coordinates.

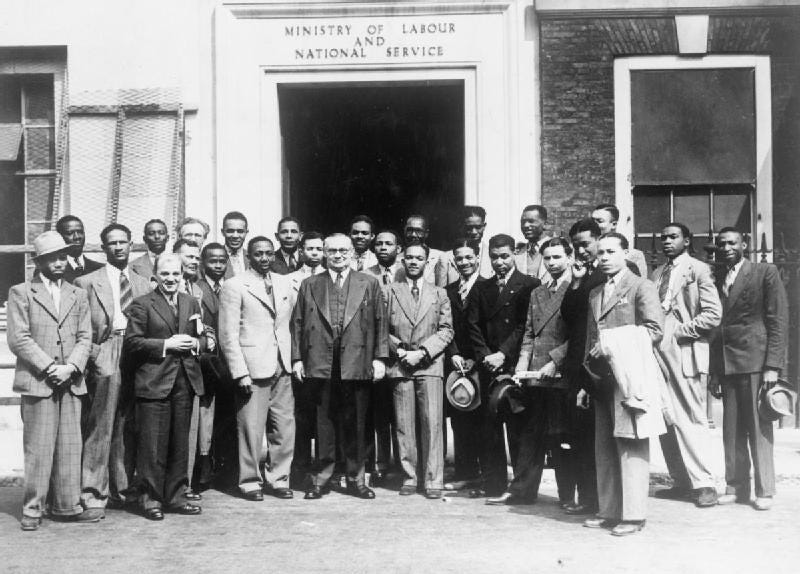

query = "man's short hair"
[
  {"left": 177, "top": 216, "right": 210, "bottom": 237},
  {"left": 488, "top": 233, "right": 516, "bottom": 251},
  {"left": 144, "top": 218, "right": 168, "bottom": 232},
  {"left": 462, "top": 205, "right": 486, "bottom": 221},
  {"left": 404, "top": 214, "right": 429, "bottom": 229},
  {"left": 349, "top": 215, "right": 375, "bottom": 233},
  {"left": 404, "top": 243, "right": 430, "bottom": 259},
  {"left": 451, "top": 238, "right": 479, "bottom": 255},
  {"left": 100, "top": 223, "right": 132, "bottom": 244},
  {"left": 277, "top": 216, "right": 301, "bottom": 231},
  {"left": 300, "top": 231, "right": 324, "bottom": 247},
  {"left": 154, "top": 252, "right": 182, "bottom": 273},
  {"left": 717, "top": 226, "right": 743, "bottom": 238},
  {"left": 664, "top": 222, "right": 692, "bottom": 241},
  {"left": 522, "top": 205, "right": 548, "bottom": 221},
  {"left": 222, "top": 211, "right": 248, "bottom": 228},
  {"left": 594, "top": 203, "right": 620, "bottom": 223},
  {"left": 539, "top": 236, "right": 573, "bottom": 256},
  {"left": 599, "top": 232, "right": 629, "bottom": 250},
  {"left": 569, "top": 218, "right": 602, "bottom": 239},
  {"left": 247, "top": 236, "right": 274, "bottom": 255},
  {"left": 55, "top": 215, "right": 83, "bottom": 234},
  {"left": 201, "top": 242, "right": 228, "bottom": 259},
  {"left": 172, "top": 238, "right": 199, "bottom": 253},
  {"left": 375, "top": 229, "right": 400, "bottom": 244}
]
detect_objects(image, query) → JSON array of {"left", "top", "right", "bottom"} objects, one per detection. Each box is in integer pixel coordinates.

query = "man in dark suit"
[
  {"left": 291, "top": 233, "right": 390, "bottom": 500},
  {"left": 129, "top": 219, "right": 169, "bottom": 281},
  {"left": 444, "top": 240, "right": 486, "bottom": 490},
  {"left": 271, "top": 216, "right": 303, "bottom": 275},
  {"left": 56, "top": 215, "right": 104, "bottom": 283},
  {"left": 221, "top": 211, "right": 249, "bottom": 278},
  {"left": 711, "top": 227, "right": 788, "bottom": 511},
  {"left": 75, "top": 224, "right": 151, "bottom": 519},
  {"left": 123, "top": 253, "right": 207, "bottom": 520},
  {"left": 466, "top": 233, "right": 538, "bottom": 498}
]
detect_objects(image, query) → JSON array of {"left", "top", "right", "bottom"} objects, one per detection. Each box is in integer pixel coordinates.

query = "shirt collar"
[
  {"left": 105, "top": 263, "right": 124, "bottom": 281},
  {"left": 226, "top": 245, "right": 241, "bottom": 257},
  {"left": 328, "top": 267, "right": 351, "bottom": 282},
  {"left": 729, "top": 258, "right": 745, "bottom": 273},
  {"left": 406, "top": 276, "right": 423, "bottom": 289},
  {"left": 205, "top": 275, "right": 223, "bottom": 288},
  {"left": 669, "top": 252, "right": 690, "bottom": 267},
  {"left": 607, "top": 266, "right": 628, "bottom": 284},
  {"left": 67, "top": 254, "right": 85, "bottom": 268},
  {"left": 42, "top": 276, "right": 62, "bottom": 290}
]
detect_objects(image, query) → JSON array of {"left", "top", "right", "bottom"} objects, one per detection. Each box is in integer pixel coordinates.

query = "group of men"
[{"left": 7, "top": 202, "right": 787, "bottom": 538}]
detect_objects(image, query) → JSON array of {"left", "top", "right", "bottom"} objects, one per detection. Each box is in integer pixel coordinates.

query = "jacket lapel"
[
  {"left": 58, "top": 283, "right": 78, "bottom": 325},
  {"left": 177, "top": 292, "right": 191, "bottom": 333},
  {"left": 30, "top": 276, "right": 59, "bottom": 322},
  {"left": 343, "top": 273, "right": 367, "bottom": 330},
  {"left": 532, "top": 286, "right": 562, "bottom": 335},
  {"left": 95, "top": 270, "right": 115, "bottom": 323},
  {"left": 393, "top": 282, "right": 417, "bottom": 324},
  {"left": 489, "top": 270, "right": 521, "bottom": 318},
  {"left": 725, "top": 259, "right": 751, "bottom": 311},
  {"left": 599, "top": 271, "right": 636, "bottom": 319},
  {"left": 413, "top": 282, "right": 435, "bottom": 326},
  {"left": 151, "top": 291, "right": 177, "bottom": 335},
  {"left": 244, "top": 270, "right": 275, "bottom": 315},
  {"left": 310, "top": 274, "right": 332, "bottom": 329}
]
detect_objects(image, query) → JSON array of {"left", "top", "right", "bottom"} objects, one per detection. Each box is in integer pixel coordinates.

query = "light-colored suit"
[
  {"left": 385, "top": 280, "right": 453, "bottom": 489},
  {"left": 74, "top": 266, "right": 151, "bottom": 508},
  {"left": 7, "top": 276, "right": 92, "bottom": 519},
  {"left": 585, "top": 269, "right": 663, "bottom": 522},
  {"left": 651, "top": 254, "right": 721, "bottom": 491},
  {"left": 128, "top": 252, "right": 154, "bottom": 281},
  {"left": 435, "top": 241, "right": 494, "bottom": 287},
  {"left": 219, "top": 269, "right": 296, "bottom": 492},
  {"left": 514, "top": 236, "right": 552, "bottom": 280}
]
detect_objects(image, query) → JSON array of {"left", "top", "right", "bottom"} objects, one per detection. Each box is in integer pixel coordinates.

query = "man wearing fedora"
[
  {"left": 385, "top": 243, "right": 453, "bottom": 499},
  {"left": 466, "top": 233, "right": 539, "bottom": 498},
  {"left": 710, "top": 227, "right": 788, "bottom": 511},
  {"left": 7, "top": 231, "right": 97, "bottom": 530}
]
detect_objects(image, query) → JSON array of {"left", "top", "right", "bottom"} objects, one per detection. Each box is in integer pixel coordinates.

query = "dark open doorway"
[{"left": 278, "top": 82, "right": 464, "bottom": 248}]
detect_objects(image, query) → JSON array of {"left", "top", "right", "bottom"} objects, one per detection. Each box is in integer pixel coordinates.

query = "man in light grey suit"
[
  {"left": 129, "top": 219, "right": 169, "bottom": 281},
  {"left": 219, "top": 236, "right": 296, "bottom": 501},
  {"left": 75, "top": 224, "right": 151, "bottom": 519},
  {"left": 385, "top": 244, "right": 453, "bottom": 499},
  {"left": 651, "top": 223, "right": 722, "bottom": 508}
]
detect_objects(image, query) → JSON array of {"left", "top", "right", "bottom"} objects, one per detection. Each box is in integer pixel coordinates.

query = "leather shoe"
[
  {"left": 184, "top": 489, "right": 202, "bottom": 501},
  {"left": 304, "top": 486, "right": 324, "bottom": 500},
  {"left": 486, "top": 492, "right": 536, "bottom": 506},
  {"left": 753, "top": 497, "right": 773, "bottom": 511},
  {"left": 242, "top": 490, "right": 264, "bottom": 502},
  {"left": 144, "top": 508, "right": 164, "bottom": 521},
  {"left": 20, "top": 516, "right": 41, "bottom": 531},
  {"left": 610, "top": 521, "right": 645, "bottom": 536},
  {"left": 565, "top": 503, "right": 598, "bottom": 515},
  {"left": 654, "top": 487, "right": 691, "bottom": 501},
  {"left": 399, "top": 484, "right": 417, "bottom": 496},
  {"left": 424, "top": 489, "right": 442, "bottom": 500},
  {"left": 167, "top": 503, "right": 202, "bottom": 515},
  {"left": 583, "top": 517, "right": 619, "bottom": 529},
  {"left": 75, "top": 508, "right": 105, "bottom": 522},
  {"left": 347, "top": 484, "right": 376, "bottom": 499},
  {"left": 694, "top": 487, "right": 718, "bottom": 508},
  {"left": 266, "top": 487, "right": 293, "bottom": 500}
]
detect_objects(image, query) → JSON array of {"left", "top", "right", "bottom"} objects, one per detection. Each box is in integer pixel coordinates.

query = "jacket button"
[{"left": 56, "top": 341, "right": 61, "bottom": 345}]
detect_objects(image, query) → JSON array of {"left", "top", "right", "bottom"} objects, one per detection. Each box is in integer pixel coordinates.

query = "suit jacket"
[
  {"left": 445, "top": 276, "right": 487, "bottom": 360},
  {"left": 63, "top": 255, "right": 105, "bottom": 284},
  {"left": 466, "top": 269, "right": 539, "bottom": 370},
  {"left": 128, "top": 252, "right": 154, "bottom": 281},
  {"left": 291, "top": 271, "right": 390, "bottom": 380},
  {"left": 514, "top": 236, "right": 552, "bottom": 280},
  {"left": 219, "top": 269, "right": 295, "bottom": 380},
  {"left": 365, "top": 262, "right": 406, "bottom": 301},
  {"left": 650, "top": 255, "right": 721, "bottom": 378},
  {"left": 74, "top": 266, "right": 151, "bottom": 373},
  {"left": 627, "top": 248, "right": 649, "bottom": 279},
  {"left": 123, "top": 290, "right": 206, "bottom": 399},
  {"left": 710, "top": 259, "right": 788, "bottom": 375},
  {"left": 385, "top": 280, "right": 453, "bottom": 379},
  {"left": 517, "top": 279, "right": 570, "bottom": 386},
  {"left": 223, "top": 249, "right": 250, "bottom": 279},
  {"left": 396, "top": 248, "right": 441, "bottom": 284},
  {"left": 435, "top": 241, "right": 495, "bottom": 287},
  {"left": 7, "top": 276, "right": 92, "bottom": 397}
]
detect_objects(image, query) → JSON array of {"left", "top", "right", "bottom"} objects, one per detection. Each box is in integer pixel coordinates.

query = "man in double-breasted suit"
[
  {"left": 385, "top": 244, "right": 453, "bottom": 498},
  {"left": 8, "top": 231, "right": 96, "bottom": 530},
  {"left": 123, "top": 253, "right": 207, "bottom": 520},
  {"left": 711, "top": 227, "right": 788, "bottom": 511},
  {"left": 651, "top": 223, "right": 722, "bottom": 508},
  {"left": 75, "top": 224, "right": 151, "bottom": 518},
  {"left": 291, "top": 233, "right": 390, "bottom": 500},
  {"left": 492, "top": 238, "right": 573, "bottom": 506},
  {"left": 219, "top": 236, "right": 297, "bottom": 501},
  {"left": 583, "top": 233, "right": 663, "bottom": 536},
  {"left": 466, "top": 233, "right": 539, "bottom": 497}
]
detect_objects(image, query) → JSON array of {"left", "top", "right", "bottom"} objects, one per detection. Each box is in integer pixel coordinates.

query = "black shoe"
[
  {"left": 143, "top": 508, "right": 164, "bottom": 521},
  {"left": 654, "top": 487, "right": 691, "bottom": 501},
  {"left": 242, "top": 490, "right": 264, "bottom": 502},
  {"left": 166, "top": 503, "right": 202, "bottom": 515},
  {"left": 304, "top": 486, "right": 324, "bottom": 500},
  {"left": 347, "top": 484, "right": 376, "bottom": 499},
  {"left": 184, "top": 489, "right": 202, "bottom": 501},
  {"left": 486, "top": 492, "right": 536, "bottom": 506},
  {"left": 265, "top": 487, "right": 294, "bottom": 500}
]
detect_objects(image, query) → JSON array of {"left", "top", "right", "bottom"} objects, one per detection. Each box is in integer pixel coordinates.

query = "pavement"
[{"left": 2, "top": 428, "right": 800, "bottom": 574}]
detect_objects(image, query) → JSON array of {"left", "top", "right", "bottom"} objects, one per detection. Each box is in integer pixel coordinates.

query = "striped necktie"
[{"left": 120, "top": 272, "right": 133, "bottom": 311}]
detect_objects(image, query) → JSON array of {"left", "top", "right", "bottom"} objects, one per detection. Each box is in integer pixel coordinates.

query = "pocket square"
[{"left": 616, "top": 297, "right": 629, "bottom": 306}]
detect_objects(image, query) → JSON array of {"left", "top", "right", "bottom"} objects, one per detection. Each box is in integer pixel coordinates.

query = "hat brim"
[
  {"left": 445, "top": 371, "right": 481, "bottom": 412},
  {"left": 33, "top": 244, "right": 72, "bottom": 260}
]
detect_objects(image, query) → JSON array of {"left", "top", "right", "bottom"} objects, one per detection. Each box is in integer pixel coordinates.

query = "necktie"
[
  {"left": 723, "top": 266, "right": 736, "bottom": 297},
  {"left": 357, "top": 256, "right": 364, "bottom": 272},
  {"left": 383, "top": 268, "right": 391, "bottom": 285},
  {"left": 120, "top": 272, "right": 133, "bottom": 311},
  {"left": 412, "top": 280, "right": 420, "bottom": 303},
  {"left": 497, "top": 275, "right": 506, "bottom": 293},
  {"left": 289, "top": 254, "right": 297, "bottom": 269},
  {"left": 336, "top": 272, "right": 343, "bottom": 289},
  {"left": 264, "top": 278, "right": 273, "bottom": 296},
  {"left": 458, "top": 280, "right": 470, "bottom": 303},
  {"left": 168, "top": 295, "right": 178, "bottom": 318},
  {"left": 602, "top": 277, "right": 615, "bottom": 308},
  {"left": 549, "top": 279, "right": 558, "bottom": 293},
  {"left": 658, "top": 262, "right": 672, "bottom": 303},
  {"left": 213, "top": 281, "right": 221, "bottom": 297}
]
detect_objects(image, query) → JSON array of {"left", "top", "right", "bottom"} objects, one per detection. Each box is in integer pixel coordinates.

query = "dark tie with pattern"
[
  {"left": 213, "top": 281, "right": 221, "bottom": 297},
  {"left": 412, "top": 279, "right": 420, "bottom": 303},
  {"left": 336, "top": 272, "right": 343, "bottom": 290},
  {"left": 120, "top": 272, "right": 133, "bottom": 311},
  {"left": 497, "top": 275, "right": 506, "bottom": 294},
  {"left": 168, "top": 295, "right": 178, "bottom": 318},
  {"left": 658, "top": 263, "right": 672, "bottom": 303}
]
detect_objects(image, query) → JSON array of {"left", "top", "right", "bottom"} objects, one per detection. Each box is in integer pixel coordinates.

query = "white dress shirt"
[
  {"left": 42, "top": 276, "right": 62, "bottom": 314},
  {"left": 105, "top": 264, "right": 128, "bottom": 330}
]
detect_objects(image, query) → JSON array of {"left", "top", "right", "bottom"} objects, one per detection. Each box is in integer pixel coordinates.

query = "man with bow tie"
[
  {"left": 710, "top": 227, "right": 788, "bottom": 511},
  {"left": 651, "top": 223, "right": 722, "bottom": 508},
  {"left": 219, "top": 236, "right": 297, "bottom": 501},
  {"left": 465, "top": 233, "right": 538, "bottom": 498},
  {"left": 75, "top": 224, "right": 151, "bottom": 519}
]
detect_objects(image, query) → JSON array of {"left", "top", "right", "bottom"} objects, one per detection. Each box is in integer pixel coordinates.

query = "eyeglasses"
[{"left": 326, "top": 248, "right": 351, "bottom": 254}]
